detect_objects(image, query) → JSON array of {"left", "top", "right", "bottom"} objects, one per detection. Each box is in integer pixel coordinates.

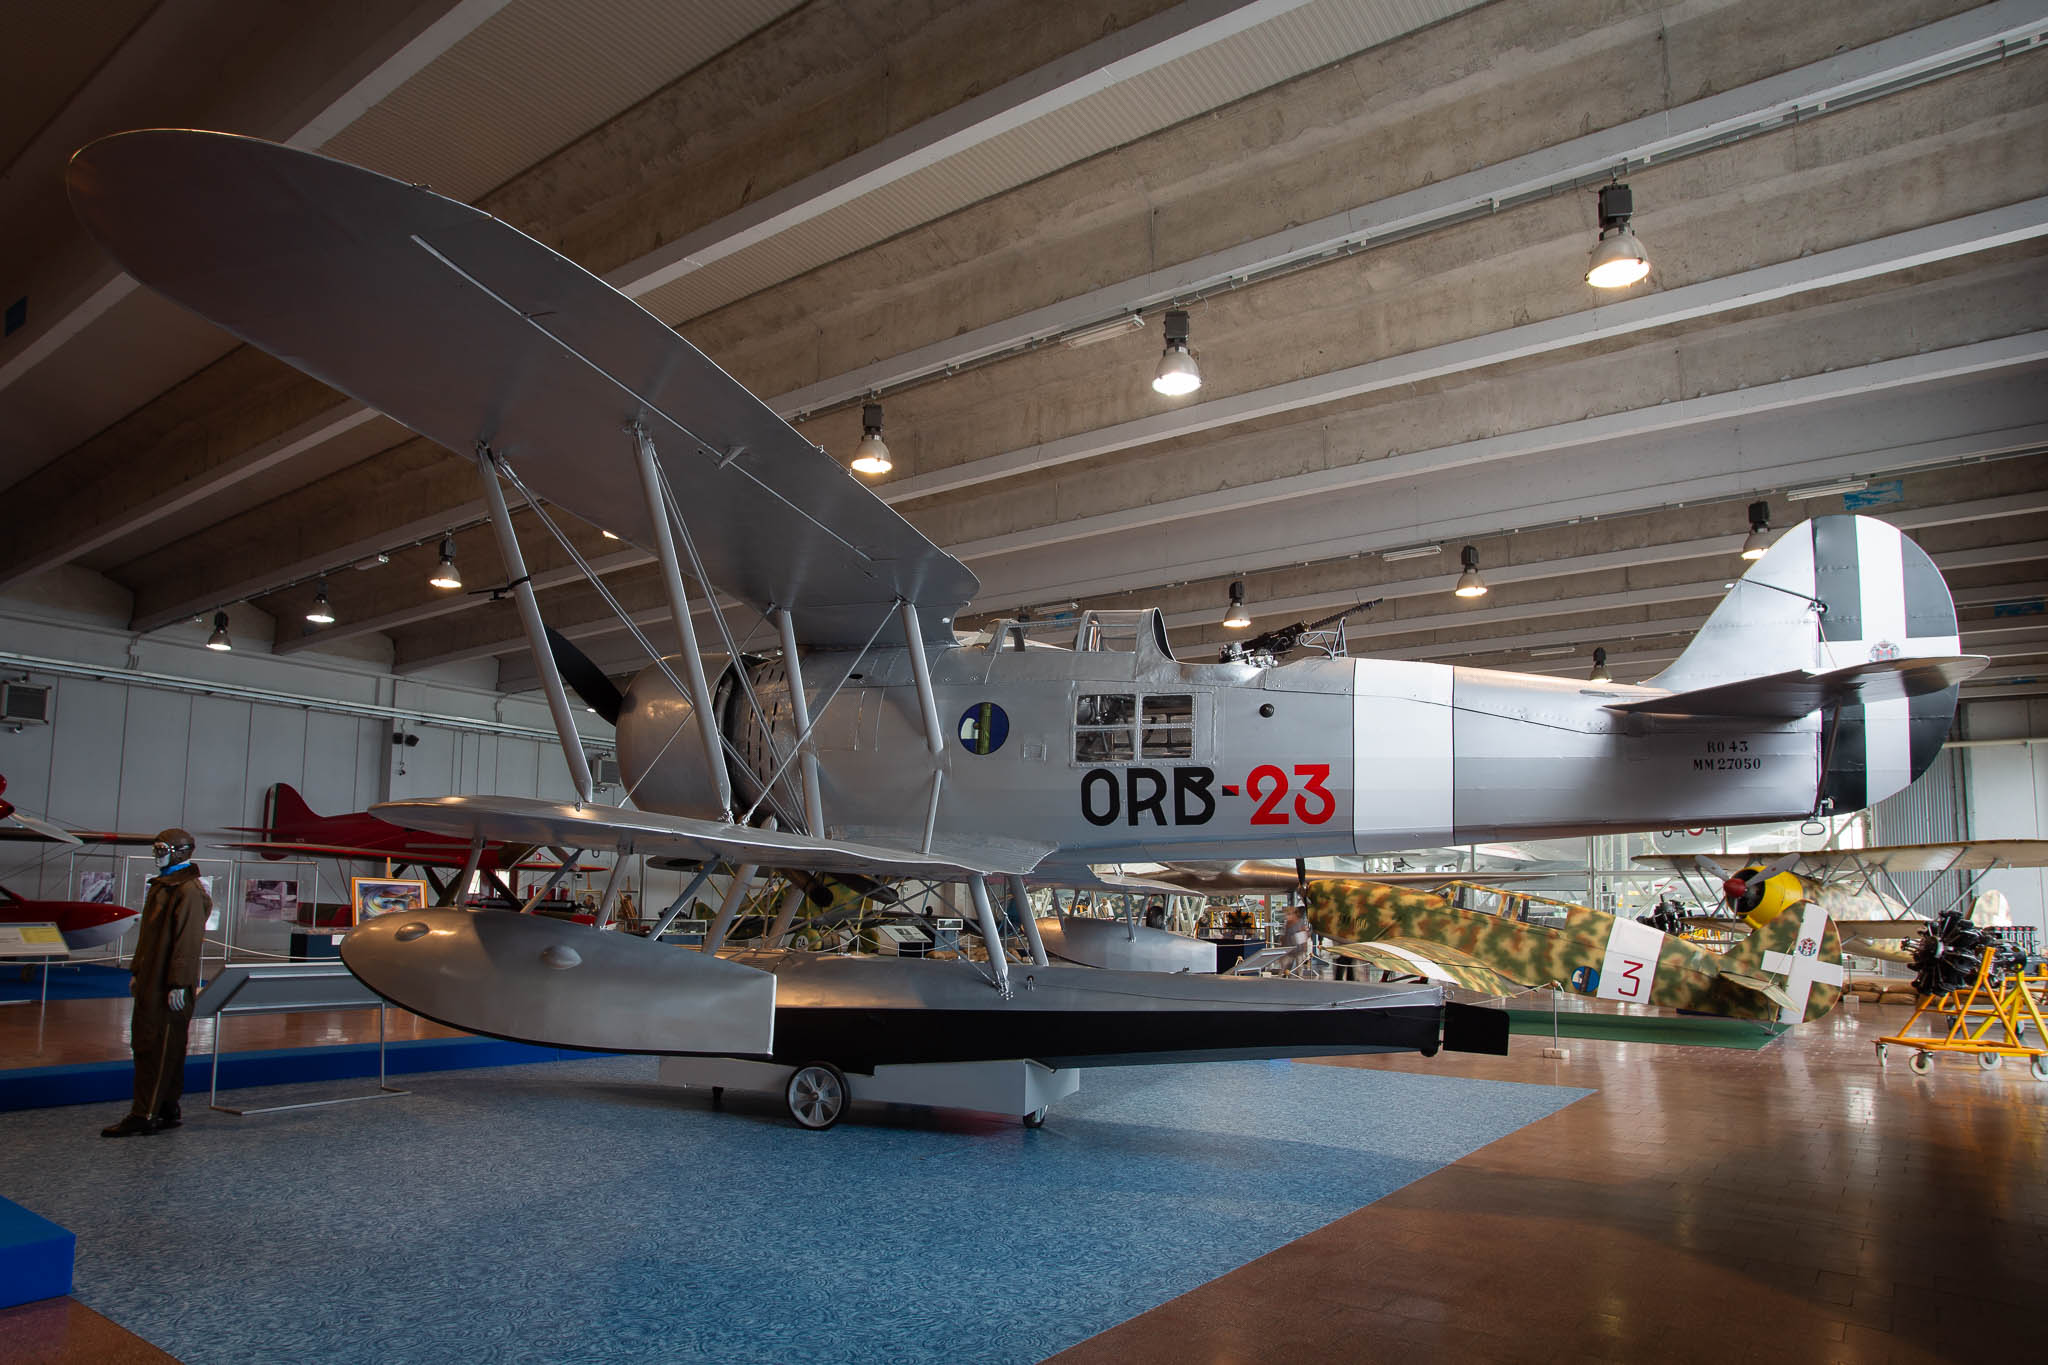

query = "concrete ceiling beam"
[
  {"left": 877, "top": 200, "right": 2048, "bottom": 505},
  {"left": 18, "top": 0, "right": 2038, "bottom": 591},
  {"left": 773, "top": 0, "right": 2048, "bottom": 421}
]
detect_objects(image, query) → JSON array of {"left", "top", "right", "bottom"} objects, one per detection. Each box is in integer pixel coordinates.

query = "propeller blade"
[
  {"left": 544, "top": 627, "right": 623, "bottom": 726},
  {"left": 0, "top": 801, "right": 82, "bottom": 845},
  {"left": 1694, "top": 855, "right": 1733, "bottom": 881},
  {"left": 1759, "top": 851, "right": 1804, "bottom": 881}
]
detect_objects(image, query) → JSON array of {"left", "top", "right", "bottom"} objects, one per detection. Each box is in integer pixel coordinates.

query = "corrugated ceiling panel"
[
  {"left": 635, "top": 0, "right": 1485, "bottom": 323},
  {"left": 321, "top": 0, "right": 801, "bottom": 202}
]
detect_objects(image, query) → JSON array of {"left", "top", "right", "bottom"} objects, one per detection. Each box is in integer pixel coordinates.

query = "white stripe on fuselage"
[
  {"left": 1595, "top": 916, "right": 1665, "bottom": 1004},
  {"left": 1351, "top": 659, "right": 1454, "bottom": 852}
]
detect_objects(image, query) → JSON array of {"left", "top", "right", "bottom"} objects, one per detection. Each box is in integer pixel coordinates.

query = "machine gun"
[{"left": 1218, "top": 598, "right": 1383, "bottom": 665}]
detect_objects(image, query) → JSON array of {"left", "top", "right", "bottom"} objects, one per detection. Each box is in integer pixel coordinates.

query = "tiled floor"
[
  {"left": 5, "top": 996, "right": 2043, "bottom": 1363},
  {"left": 1051, "top": 999, "right": 2047, "bottom": 1365}
]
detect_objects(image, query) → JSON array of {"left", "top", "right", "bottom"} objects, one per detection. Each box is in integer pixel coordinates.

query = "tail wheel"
[
  {"left": 1909, "top": 1051, "right": 1933, "bottom": 1075},
  {"left": 1874, "top": 1043, "right": 1888, "bottom": 1067},
  {"left": 785, "top": 1062, "right": 848, "bottom": 1130}
]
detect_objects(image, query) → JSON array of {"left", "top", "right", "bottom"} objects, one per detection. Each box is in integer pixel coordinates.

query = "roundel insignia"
[
  {"left": 1798, "top": 937, "right": 1817, "bottom": 956},
  {"left": 957, "top": 701, "right": 1009, "bottom": 755},
  {"left": 1868, "top": 640, "right": 1901, "bottom": 661}
]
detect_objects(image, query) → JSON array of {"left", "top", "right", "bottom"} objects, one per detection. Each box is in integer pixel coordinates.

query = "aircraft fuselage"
[{"left": 616, "top": 614, "right": 1826, "bottom": 866}]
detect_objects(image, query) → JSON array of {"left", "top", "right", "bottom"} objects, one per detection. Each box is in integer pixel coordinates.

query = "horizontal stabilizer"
[
  {"left": 1604, "top": 656, "right": 1985, "bottom": 720},
  {"left": 1717, "top": 970, "right": 1796, "bottom": 1012},
  {"left": 375, "top": 794, "right": 1051, "bottom": 877}
]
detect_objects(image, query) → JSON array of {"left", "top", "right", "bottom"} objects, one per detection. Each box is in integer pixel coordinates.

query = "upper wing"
[
  {"left": 1323, "top": 938, "right": 1523, "bottom": 996},
  {"left": 1604, "top": 657, "right": 1984, "bottom": 719},
  {"left": 375, "top": 795, "right": 1052, "bottom": 878},
  {"left": 67, "top": 130, "right": 976, "bottom": 648}
]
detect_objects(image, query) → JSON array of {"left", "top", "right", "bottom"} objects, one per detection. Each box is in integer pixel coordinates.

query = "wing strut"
[
  {"left": 633, "top": 425, "right": 733, "bottom": 823},
  {"left": 968, "top": 874, "right": 1012, "bottom": 997},
  {"left": 705, "top": 862, "right": 760, "bottom": 953},
  {"left": 774, "top": 607, "right": 826, "bottom": 837},
  {"left": 1008, "top": 873, "right": 1049, "bottom": 966},
  {"left": 477, "top": 448, "right": 594, "bottom": 804}
]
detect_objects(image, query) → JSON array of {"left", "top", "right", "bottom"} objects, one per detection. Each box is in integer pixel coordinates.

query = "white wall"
[
  {"left": 1959, "top": 698, "right": 2048, "bottom": 936},
  {"left": 0, "top": 576, "right": 712, "bottom": 956}
]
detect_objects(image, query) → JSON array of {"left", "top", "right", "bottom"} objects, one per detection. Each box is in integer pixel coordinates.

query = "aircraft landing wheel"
[
  {"left": 1909, "top": 1051, "right": 1933, "bottom": 1075},
  {"left": 786, "top": 1062, "right": 848, "bottom": 1131},
  {"left": 1023, "top": 1107, "right": 1047, "bottom": 1128},
  {"left": 2030, "top": 1056, "right": 2047, "bottom": 1082},
  {"left": 1978, "top": 1052, "right": 2002, "bottom": 1071}
]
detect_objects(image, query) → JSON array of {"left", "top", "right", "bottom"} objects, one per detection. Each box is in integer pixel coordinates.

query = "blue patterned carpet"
[{"left": 0, "top": 1057, "right": 1584, "bottom": 1364}]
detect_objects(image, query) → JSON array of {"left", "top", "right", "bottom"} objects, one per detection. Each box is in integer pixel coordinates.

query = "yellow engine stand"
[{"left": 1876, "top": 959, "right": 2048, "bottom": 1080}]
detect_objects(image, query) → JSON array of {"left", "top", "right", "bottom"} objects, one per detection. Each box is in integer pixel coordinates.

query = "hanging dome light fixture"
[
  {"left": 1740, "top": 500, "right": 1773, "bottom": 561},
  {"left": 1588, "top": 647, "right": 1612, "bottom": 683},
  {"left": 1453, "top": 546, "right": 1488, "bottom": 598},
  {"left": 306, "top": 579, "right": 336, "bottom": 625},
  {"left": 1221, "top": 580, "right": 1252, "bottom": 629},
  {"left": 205, "top": 610, "right": 233, "bottom": 652},
  {"left": 1586, "top": 183, "right": 1650, "bottom": 289},
  {"left": 428, "top": 536, "right": 462, "bottom": 590},
  {"left": 1152, "top": 310, "right": 1202, "bottom": 396},
  {"left": 849, "top": 402, "right": 893, "bottom": 476}
]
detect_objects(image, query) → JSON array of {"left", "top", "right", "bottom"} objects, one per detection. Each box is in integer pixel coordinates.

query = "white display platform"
[{"left": 656, "top": 1054, "right": 1080, "bottom": 1123}]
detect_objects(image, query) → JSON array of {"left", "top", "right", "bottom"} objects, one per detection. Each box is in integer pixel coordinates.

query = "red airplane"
[
  {"left": 220, "top": 784, "right": 588, "bottom": 903},
  {"left": 0, "top": 885, "right": 137, "bottom": 951}
]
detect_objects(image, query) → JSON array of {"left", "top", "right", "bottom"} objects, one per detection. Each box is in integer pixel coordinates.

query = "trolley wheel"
[
  {"left": 1909, "top": 1051, "right": 1932, "bottom": 1075},
  {"left": 1874, "top": 1043, "right": 1888, "bottom": 1066},
  {"left": 1022, "top": 1107, "right": 1047, "bottom": 1128},
  {"left": 785, "top": 1062, "right": 848, "bottom": 1131},
  {"left": 2031, "top": 1056, "right": 2047, "bottom": 1082},
  {"left": 1978, "top": 1052, "right": 2002, "bottom": 1071}
]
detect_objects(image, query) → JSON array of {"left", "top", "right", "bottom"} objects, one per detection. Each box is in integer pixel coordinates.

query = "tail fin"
[
  {"left": 1649, "top": 514, "right": 1965, "bottom": 808},
  {"left": 264, "top": 782, "right": 321, "bottom": 837},
  {"left": 1717, "top": 902, "right": 1845, "bottom": 1023}
]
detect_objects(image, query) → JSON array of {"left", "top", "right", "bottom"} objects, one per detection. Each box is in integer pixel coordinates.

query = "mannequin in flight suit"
[{"left": 102, "top": 829, "right": 209, "bottom": 1137}]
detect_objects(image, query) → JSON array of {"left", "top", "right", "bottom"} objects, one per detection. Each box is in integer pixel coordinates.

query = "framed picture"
[
  {"left": 350, "top": 877, "right": 429, "bottom": 924},
  {"left": 243, "top": 878, "right": 299, "bottom": 923}
]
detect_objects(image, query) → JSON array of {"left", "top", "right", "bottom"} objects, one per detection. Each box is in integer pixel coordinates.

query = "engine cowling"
[{"left": 615, "top": 655, "right": 799, "bottom": 822}]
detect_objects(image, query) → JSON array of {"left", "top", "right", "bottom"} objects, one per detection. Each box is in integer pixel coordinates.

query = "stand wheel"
[
  {"left": 1874, "top": 1043, "right": 1888, "bottom": 1066},
  {"left": 1909, "top": 1051, "right": 1932, "bottom": 1075},
  {"left": 786, "top": 1062, "right": 848, "bottom": 1131},
  {"left": 2031, "top": 1056, "right": 2047, "bottom": 1082},
  {"left": 1023, "top": 1107, "right": 1047, "bottom": 1128},
  {"left": 1978, "top": 1052, "right": 2001, "bottom": 1071}
]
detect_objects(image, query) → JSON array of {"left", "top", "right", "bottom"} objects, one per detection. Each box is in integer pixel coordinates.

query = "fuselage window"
[
  {"left": 1075, "top": 693, "right": 1136, "bottom": 763},
  {"left": 1140, "top": 694, "right": 1194, "bottom": 758},
  {"left": 1075, "top": 693, "right": 1198, "bottom": 762}
]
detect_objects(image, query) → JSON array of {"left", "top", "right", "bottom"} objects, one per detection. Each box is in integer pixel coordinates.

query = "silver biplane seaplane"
[{"left": 67, "top": 131, "right": 1985, "bottom": 1125}]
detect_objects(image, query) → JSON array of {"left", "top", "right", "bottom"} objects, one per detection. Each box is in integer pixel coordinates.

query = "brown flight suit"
[{"left": 127, "top": 864, "right": 209, "bottom": 1120}]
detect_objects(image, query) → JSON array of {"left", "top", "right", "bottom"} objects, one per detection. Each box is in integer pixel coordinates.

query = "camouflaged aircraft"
[{"left": 1304, "top": 879, "right": 1846, "bottom": 1025}]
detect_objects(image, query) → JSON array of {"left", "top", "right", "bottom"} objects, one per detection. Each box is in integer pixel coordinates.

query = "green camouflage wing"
[{"left": 1324, "top": 937, "right": 1524, "bottom": 996}]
